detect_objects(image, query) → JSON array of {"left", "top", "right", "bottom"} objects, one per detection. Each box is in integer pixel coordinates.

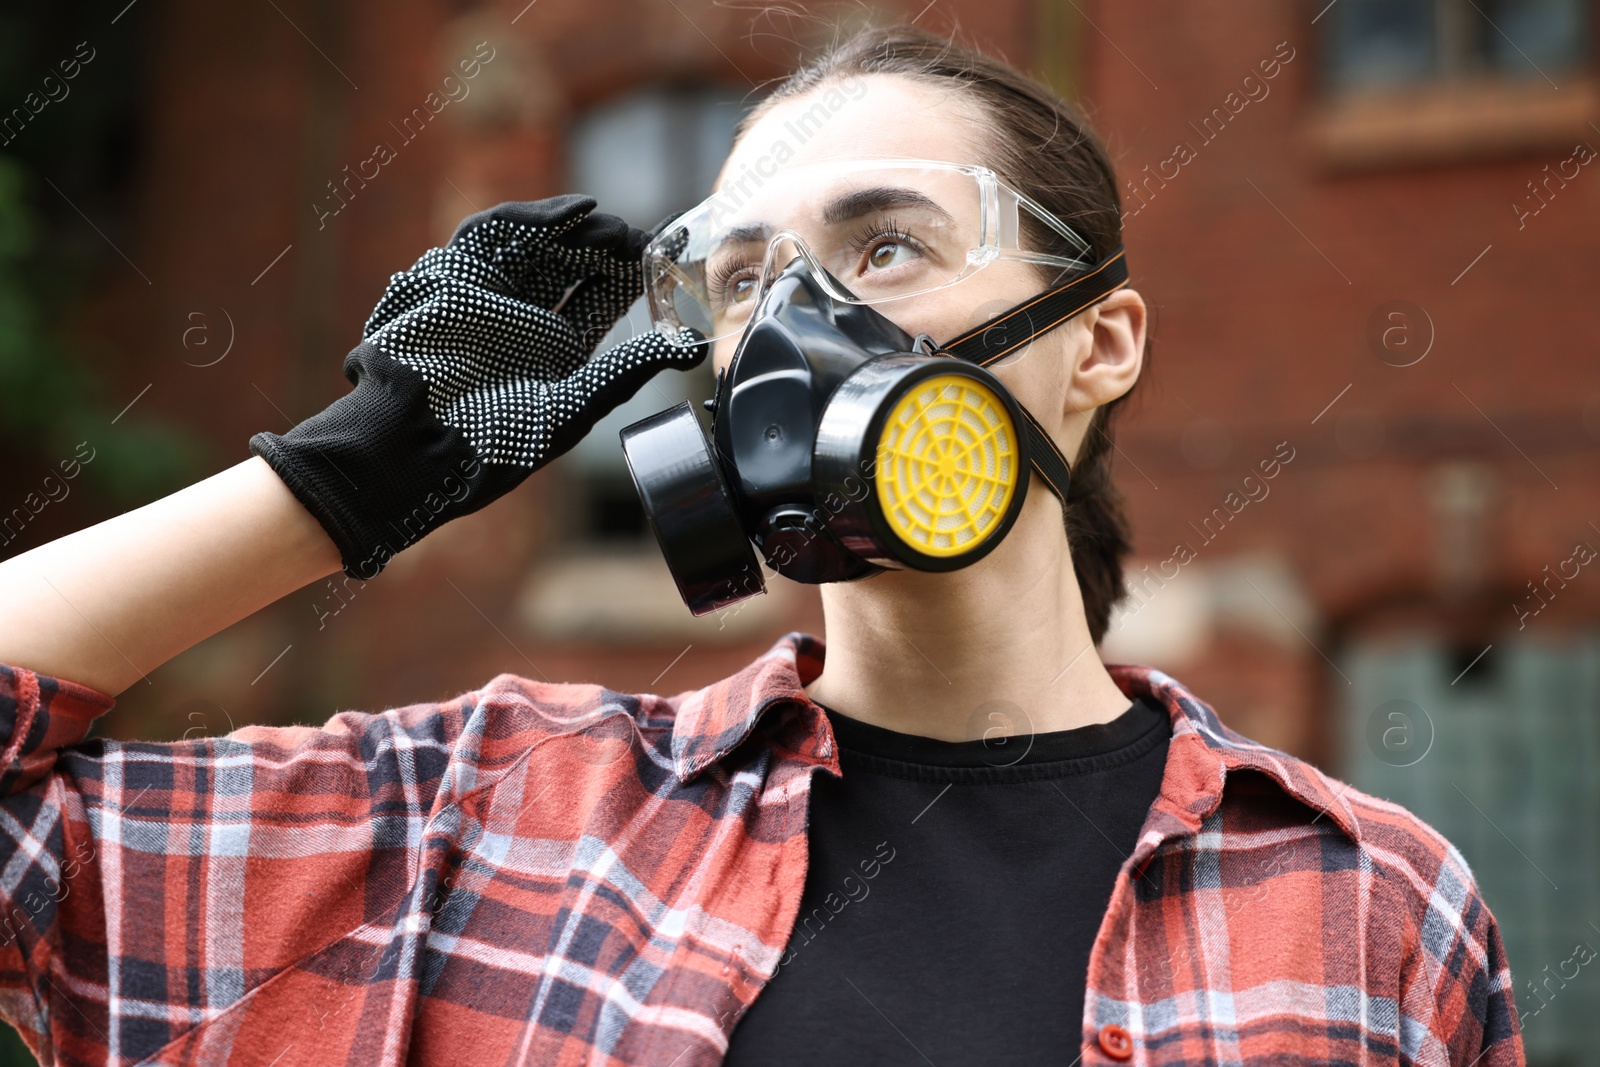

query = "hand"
[{"left": 249, "top": 195, "right": 706, "bottom": 579}]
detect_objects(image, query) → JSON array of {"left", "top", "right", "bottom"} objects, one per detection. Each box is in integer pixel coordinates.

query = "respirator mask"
[{"left": 619, "top": 158, "right": 1130, "bottom": 616}]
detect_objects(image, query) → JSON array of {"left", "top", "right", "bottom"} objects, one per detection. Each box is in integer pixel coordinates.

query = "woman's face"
[{"left": 706, "top": 73, "right": 1103, "bottom": 443}]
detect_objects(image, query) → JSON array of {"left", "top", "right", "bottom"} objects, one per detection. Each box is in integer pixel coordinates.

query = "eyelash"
[
  {"left": 706, "top": 220, "right": 924, "bottom": 304},
  {"left": 706, "top": 257, "right": 754, "bottom": 305},
  {"left": 848, "top": 218, "right": 918, "bottom": 260}
]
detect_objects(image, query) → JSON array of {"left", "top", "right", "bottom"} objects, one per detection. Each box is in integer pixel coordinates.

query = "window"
[
  {"left": 516, "top": 84, "right": 810, "bottom": 641},
  {"left": 1311, "top": 0, "right": 1597, "bottom": 167},
  {"left": 559, "top": 85, "right": 750, "bottom": 545},
  {"left": 1338, "top": 631, "right": 1600, "bottom": 1065},
  {"left": 1323, "top": 0, "right": 1591, "bottom": 92}
]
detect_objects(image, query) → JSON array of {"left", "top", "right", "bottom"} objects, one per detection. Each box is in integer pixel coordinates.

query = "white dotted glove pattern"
[{"left": 361, "top": 199, "right": 704, "bottom": 468}]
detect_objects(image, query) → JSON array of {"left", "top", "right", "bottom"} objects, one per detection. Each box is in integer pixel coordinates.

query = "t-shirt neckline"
[{"left": 816, "top": 696, "right": 1168, "bottom": 771}]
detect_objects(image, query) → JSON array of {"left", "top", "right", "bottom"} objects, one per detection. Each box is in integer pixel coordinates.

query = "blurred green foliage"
[
  {"left": 0, "top": 1021, "right": 32, "bottom": 1066},
  {"left": 0, "top": 7, "right": 204, "bottom": 510},
  {"left": 0, "top": 156, "right": 203, "bottom": 502}
]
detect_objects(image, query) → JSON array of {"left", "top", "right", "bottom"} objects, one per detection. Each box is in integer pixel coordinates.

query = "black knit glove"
[{"left": 249, "top": 195, "right": 706, "bottom": 579}]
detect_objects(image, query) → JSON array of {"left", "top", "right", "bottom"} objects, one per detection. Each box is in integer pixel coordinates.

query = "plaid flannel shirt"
[{"left": 0, "top": 631, "right": 1523, "bottom": 1066}]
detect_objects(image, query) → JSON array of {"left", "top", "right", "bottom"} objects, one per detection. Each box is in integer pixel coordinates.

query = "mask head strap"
[{"left": 921, "top": 248, "right": 1131, "bottom": 506}]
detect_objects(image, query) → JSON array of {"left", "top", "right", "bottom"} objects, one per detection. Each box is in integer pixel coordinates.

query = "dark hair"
[{"left": 737, "top": 24, "right": 1147, "bottom": 645}]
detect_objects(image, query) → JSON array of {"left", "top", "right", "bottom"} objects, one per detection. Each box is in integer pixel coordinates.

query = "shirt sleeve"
[
  {"left": 1398, "top": 854, "right": 1526, "bottom": 1067},
  {"left": 1461, "top": 904, "right": 1525, "bottom": 1067},
  {"left": 0, "top": 660, "right": 479, "bottom": 1062}
]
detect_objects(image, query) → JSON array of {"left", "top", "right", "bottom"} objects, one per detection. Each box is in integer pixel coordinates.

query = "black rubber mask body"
[{"left": 708, "top": 259, "right": 915, "bottom": 585}]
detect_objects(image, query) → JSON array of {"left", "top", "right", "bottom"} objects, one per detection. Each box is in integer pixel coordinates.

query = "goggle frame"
[{"left": 643, "top": 158, "right": 1099, "bottom": 347}]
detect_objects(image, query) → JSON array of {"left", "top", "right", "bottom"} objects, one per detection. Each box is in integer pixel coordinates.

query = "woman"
[{"left": 0, "top": 24, "right": 1522, "bottom": 1067}]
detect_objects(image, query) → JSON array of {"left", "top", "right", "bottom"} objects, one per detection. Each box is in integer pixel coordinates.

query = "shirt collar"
[
  {"left": 667, "top": 631, "right": 831, "bottom": 782},
  {"left": 668, "top": 631, "right": 1361, "bottom": 846},
  {"left": 1112, "top": 661, "right": 1363, "bottom": 854}
]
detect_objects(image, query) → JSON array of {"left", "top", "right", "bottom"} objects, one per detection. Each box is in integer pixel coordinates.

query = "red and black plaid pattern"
[{"left": 0, "top": 633, "right": 1522, "bottom": 1065}]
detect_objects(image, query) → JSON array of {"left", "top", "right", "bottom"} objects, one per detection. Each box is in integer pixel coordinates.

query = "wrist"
[
  {"left": 245, "top": 455, "right": 345, "bottom": 583},
  {"left": 248, "top": 343, "right": 515, "bottom": 580}
]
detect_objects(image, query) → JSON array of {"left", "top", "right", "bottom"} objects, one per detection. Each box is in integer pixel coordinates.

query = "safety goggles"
[{"left": 644, "top": 158, "right": 1097, "bottom": 347}]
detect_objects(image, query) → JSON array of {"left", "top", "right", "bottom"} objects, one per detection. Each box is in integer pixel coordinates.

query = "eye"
[
  {"left": 707, "top": 260, "right": 761, "bottom": 312},
  {"left": 866, "top": 240, "right": 915, "bottom": 271},
  {"left": 850, "top": 220, "right": 924, "bottom": 276}
]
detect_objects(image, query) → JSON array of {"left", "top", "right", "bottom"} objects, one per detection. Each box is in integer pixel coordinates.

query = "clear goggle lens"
[{"left": 644, "top": 159, "right": 1095, "bottom": 346}]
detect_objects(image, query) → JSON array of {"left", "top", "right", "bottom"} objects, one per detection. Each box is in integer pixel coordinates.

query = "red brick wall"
[{"left": 1092, "top": 0, "right": 1600, "bottom": 764}]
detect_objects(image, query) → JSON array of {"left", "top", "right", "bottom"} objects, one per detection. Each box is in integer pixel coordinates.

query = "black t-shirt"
[{"left": 723, "top": 695, "right": 1171, "bottom": 1065}]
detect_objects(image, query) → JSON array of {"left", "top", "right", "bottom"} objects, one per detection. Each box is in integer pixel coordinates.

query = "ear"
[{"left": 1064, "top": 288, "right": 1146, "bottom": 417}]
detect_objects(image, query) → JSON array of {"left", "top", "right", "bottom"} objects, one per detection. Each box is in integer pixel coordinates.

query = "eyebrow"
[
  {"left": 711, "top": 186, "right": 956, "bottom": 247},
  {"left": 718, "top": 222, "right": 774, "bottom": 246},
  {"left": 823, "top": 186, "right": 953, "bottom": 225}
]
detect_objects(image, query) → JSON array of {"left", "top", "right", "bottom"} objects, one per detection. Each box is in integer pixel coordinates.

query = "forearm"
[{"left": 0, "top": 456, "right": 342, "bottom": 696}]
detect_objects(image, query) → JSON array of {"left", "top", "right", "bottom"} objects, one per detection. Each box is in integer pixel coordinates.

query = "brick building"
[{"left": 3, "top": 0, "right": 1598, "bottom": 1061}]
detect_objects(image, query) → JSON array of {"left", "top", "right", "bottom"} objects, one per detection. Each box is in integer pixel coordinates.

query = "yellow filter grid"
[{"left": 874, "top": 373, "right": 1020, "bottom": 558}]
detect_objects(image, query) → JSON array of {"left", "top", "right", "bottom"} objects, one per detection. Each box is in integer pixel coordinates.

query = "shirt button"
[{"left": 1097, "top": 1023, "right": 1133, "bottom": 1060}]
